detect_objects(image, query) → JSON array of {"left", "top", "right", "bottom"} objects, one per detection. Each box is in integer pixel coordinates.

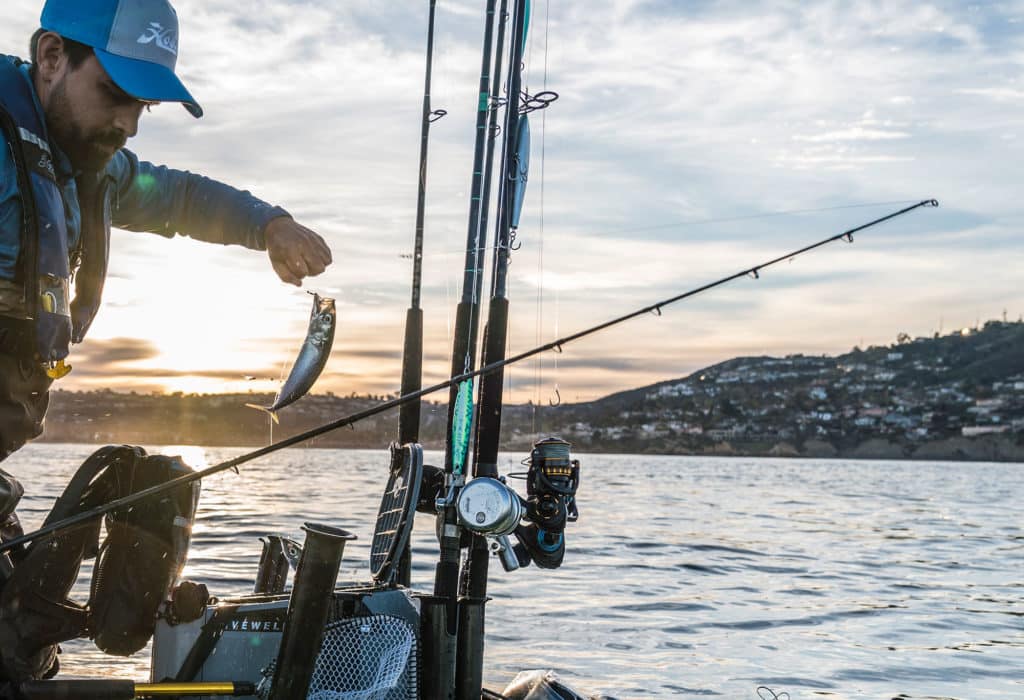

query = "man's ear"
[{"left": 34, "top": 32, "right": 67, "bottom": 84}]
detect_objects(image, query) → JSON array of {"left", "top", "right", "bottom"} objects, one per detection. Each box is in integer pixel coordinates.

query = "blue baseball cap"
[{"left": 40, "top": 0, "right": 203, "bottom": 118}]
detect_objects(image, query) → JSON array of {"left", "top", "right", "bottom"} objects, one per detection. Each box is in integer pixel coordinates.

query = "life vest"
[{"left": 0, "top": 55, "right": 109, "bottom": 364}]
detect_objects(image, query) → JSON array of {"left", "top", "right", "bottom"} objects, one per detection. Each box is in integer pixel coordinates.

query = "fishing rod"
[
  {"left": 428, "top": 1, "right": 504, "bottom": 695},
  {"left": 393, "top": 0, "right": 443, "bottom": 590},
  {"left": 398, "top": 0, "right": 443, "bottom": 448},
  {"left": 474, "top": 0, "right": 510, "bottom": 281},
  {"left": 457, "top": 0, "right": 532, "bottom": 695},
  {"left": 0, "top": 198, "right": 938, "bottom": 556}
]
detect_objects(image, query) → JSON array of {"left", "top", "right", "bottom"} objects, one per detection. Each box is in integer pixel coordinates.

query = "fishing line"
[
  {"left": 445, "top": 251, "right": 454, "bottom": 347},
  {"left": 0, "top": 199, "right": 937, "bottom": 553},
  {"left": 267, "top": 354, "right": 292, "bottom": 445},
  {"left": 532, "top": 185, "right": 544, "bottom": 434},
  {"left": 529, "top": 0, "right": 552, "bottom": 432},
  {"left": 541, "top": 0, "right": 558, "bottom": 412}
]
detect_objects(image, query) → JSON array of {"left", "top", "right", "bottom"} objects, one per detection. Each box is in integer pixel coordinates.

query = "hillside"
[{"left": 42, "top": 320, "right": 1024, "bottom": 461}]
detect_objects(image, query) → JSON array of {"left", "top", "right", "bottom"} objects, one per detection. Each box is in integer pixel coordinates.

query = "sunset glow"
[{"left": 1, "top": 1, "right": 1020, "bottom": 401}]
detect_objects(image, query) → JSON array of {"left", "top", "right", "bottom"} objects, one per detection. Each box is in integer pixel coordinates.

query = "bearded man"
[{"left": 0, "top": 0, "right": 333, "bottom": 681}]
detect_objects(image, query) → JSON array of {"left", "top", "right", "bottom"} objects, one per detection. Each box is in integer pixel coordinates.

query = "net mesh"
[{"left": 307, "top": 614, "right": 418, "bottom": 700}]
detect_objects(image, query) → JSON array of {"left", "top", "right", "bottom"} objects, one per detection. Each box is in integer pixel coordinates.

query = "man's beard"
[{"left": 46, "top": 76, "right": 126, "bottom": 173}]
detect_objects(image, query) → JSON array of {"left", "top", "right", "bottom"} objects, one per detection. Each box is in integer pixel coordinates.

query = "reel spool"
[{"left": 456, "top": 478, "right": 525, "bottom": 537}]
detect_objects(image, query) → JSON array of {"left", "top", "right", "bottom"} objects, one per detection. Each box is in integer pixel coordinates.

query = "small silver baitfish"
[{"left": 247, "top": 292, "right": 336, "bottom": 423}]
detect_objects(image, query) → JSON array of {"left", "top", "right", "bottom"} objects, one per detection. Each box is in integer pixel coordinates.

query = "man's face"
[{"left": 44, "top": 54, "right": 149, "bottom": 173}]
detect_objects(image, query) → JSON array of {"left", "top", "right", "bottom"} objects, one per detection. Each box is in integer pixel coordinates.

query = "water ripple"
[{"left": 1, "top": 446, "right": 1020, "bottom": 699}]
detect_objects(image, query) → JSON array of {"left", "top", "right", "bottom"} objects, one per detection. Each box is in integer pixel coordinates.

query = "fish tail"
[{"left": 245, "top": 403, "right": 280, "bottom": 424}]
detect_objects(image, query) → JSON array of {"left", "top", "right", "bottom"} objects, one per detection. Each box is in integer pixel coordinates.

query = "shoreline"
[{"left": 31, "top": 433, "right": 1024, "bottom": 464}]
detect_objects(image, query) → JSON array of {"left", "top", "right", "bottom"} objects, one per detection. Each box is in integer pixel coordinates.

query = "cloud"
[
  {"left": 793, "top": 127, "right": 912, "bottom": 143},
  {"left": 73, "top": 337, "right": 161, "bottom": 365},
  {"left": 955, "top": 87, "right": 1024, "bottom": 101},
  {"left": 1, "top": 0, "right": 1021, "bottom": 399}
]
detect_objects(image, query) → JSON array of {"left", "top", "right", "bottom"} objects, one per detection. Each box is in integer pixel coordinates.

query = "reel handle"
[{"left": 492, "top": 534, "right": 521, "bottom": 572}]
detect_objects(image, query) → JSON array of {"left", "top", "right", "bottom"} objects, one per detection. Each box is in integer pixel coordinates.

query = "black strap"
[
  {"left": 171, "top": 604, "right": 242, "bottom": 682},
  {"left": 43, "top": 445, "right": 145, "bottom": 527}
]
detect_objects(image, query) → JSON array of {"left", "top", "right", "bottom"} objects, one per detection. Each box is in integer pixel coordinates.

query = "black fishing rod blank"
[
  {"left": 398, "top": 0, "right": 441, "bottom": 448},
  {"left": 456, "top": 2, "right": 532, "bottom": 697},
  {"left": 474, "top": 0, "right": 530, "bottom": 481},
  {"left": 475, "top": 0, "right": 511, "bottom": 285},
  {"left": 428, "top": 2, "right": 503, "bottom": 697},
  {"left": 394, "top": 0, "right": 443, "bottom": 592},
  {"left": 0, "top": 199, "right": 938, "bottom": 558},
  {"left": 440, "top": 0, "right": 500, "bottom": 484}
]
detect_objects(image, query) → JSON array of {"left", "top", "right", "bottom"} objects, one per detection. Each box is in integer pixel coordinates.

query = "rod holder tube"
[
  {"left": 267, "top": 523, "right": 356, "bottom": 700},
  {"left": 455, "top": 595, "right": 488, "bottom": 698},
  {"left": 420, "top": 595, "right": 458, "bottom": 700},
  {"left": 253, "top": 535, "right": 299, "bottom": 595}
]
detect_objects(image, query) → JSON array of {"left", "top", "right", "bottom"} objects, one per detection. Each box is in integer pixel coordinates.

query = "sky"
[{"left": 0, "top": 0, "right": 1021, "bottom": 403}]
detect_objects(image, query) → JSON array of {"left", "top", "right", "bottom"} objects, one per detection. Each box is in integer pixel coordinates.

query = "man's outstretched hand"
[{"left": 265, "top": 217, "right": 333, "bottom": 286}]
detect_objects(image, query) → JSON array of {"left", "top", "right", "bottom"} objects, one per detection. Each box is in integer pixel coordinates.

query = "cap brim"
[{"left": 94, "top": 49, "right": 203, "bottom": 118}]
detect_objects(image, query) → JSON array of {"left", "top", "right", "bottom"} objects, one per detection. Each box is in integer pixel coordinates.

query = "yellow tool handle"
[
  {"left": 135, "top": 687, "right": 252, "bottom": 695},
  {"left": 135, "top": 682, "right": 255, "bottom": 697},
  {"left": 16, "top": 679, "right": 256, "bottom": 699}
]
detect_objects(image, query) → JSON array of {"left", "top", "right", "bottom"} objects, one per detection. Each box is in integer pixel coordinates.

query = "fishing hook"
[
  {"left": 428, "top": 109, "right": 448, "bottom": 123},
  {"left": 509, "top": 230, "right": 522, "bottom": 251},
  {"left": 549, "top": 387, "right": 561, "bottom": 407}
]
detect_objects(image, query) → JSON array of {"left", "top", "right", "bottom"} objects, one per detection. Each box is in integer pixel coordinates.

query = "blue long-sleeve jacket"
[{"left": 0, "top": 61, "right": 287, "bottom": 285}]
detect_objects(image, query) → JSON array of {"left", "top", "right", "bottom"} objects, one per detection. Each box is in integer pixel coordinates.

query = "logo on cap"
[{"left": 136, "top": 22, "right": 178, "bottom": 56}]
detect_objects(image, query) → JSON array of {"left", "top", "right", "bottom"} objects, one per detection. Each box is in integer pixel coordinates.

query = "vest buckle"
[{"left": 44, "top": 359, "right": 72, "bottom": 380}]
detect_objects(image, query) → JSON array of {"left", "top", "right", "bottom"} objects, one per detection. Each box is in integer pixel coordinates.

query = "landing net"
[{"left": 307, "top": 614, "right": 418, "bottom": 700}]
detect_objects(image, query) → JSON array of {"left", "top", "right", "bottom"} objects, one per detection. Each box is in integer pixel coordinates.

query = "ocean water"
[{"left": 2, "top": 443, "right": 1022, "bottom": 699}]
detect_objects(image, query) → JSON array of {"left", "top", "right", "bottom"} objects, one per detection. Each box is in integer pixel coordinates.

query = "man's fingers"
[
  {"left": 265, "top": 218, "right": 333, "bottom": 285},
  {"left": 297, "top": 236, "right": 330, "bottom": 277},
  {"left": 315, "top": 236, "right": 332, "bottom": 263},
  {"left": 288, "top": 255, "right": 310, "bottom": 280},
  {"left": 304, "top": 256, "right": 327, "bottom": 277},
  {"left": 307, "top": 237, "right": 332, "bottom": 267},
  {"left": 271, "top": 257, "right": 301, "bottom": 286}
]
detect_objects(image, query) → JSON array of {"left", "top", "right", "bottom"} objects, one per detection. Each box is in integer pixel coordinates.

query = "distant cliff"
[{"left": 42, "top": 320, "right": 1024, "bottom": 461}]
